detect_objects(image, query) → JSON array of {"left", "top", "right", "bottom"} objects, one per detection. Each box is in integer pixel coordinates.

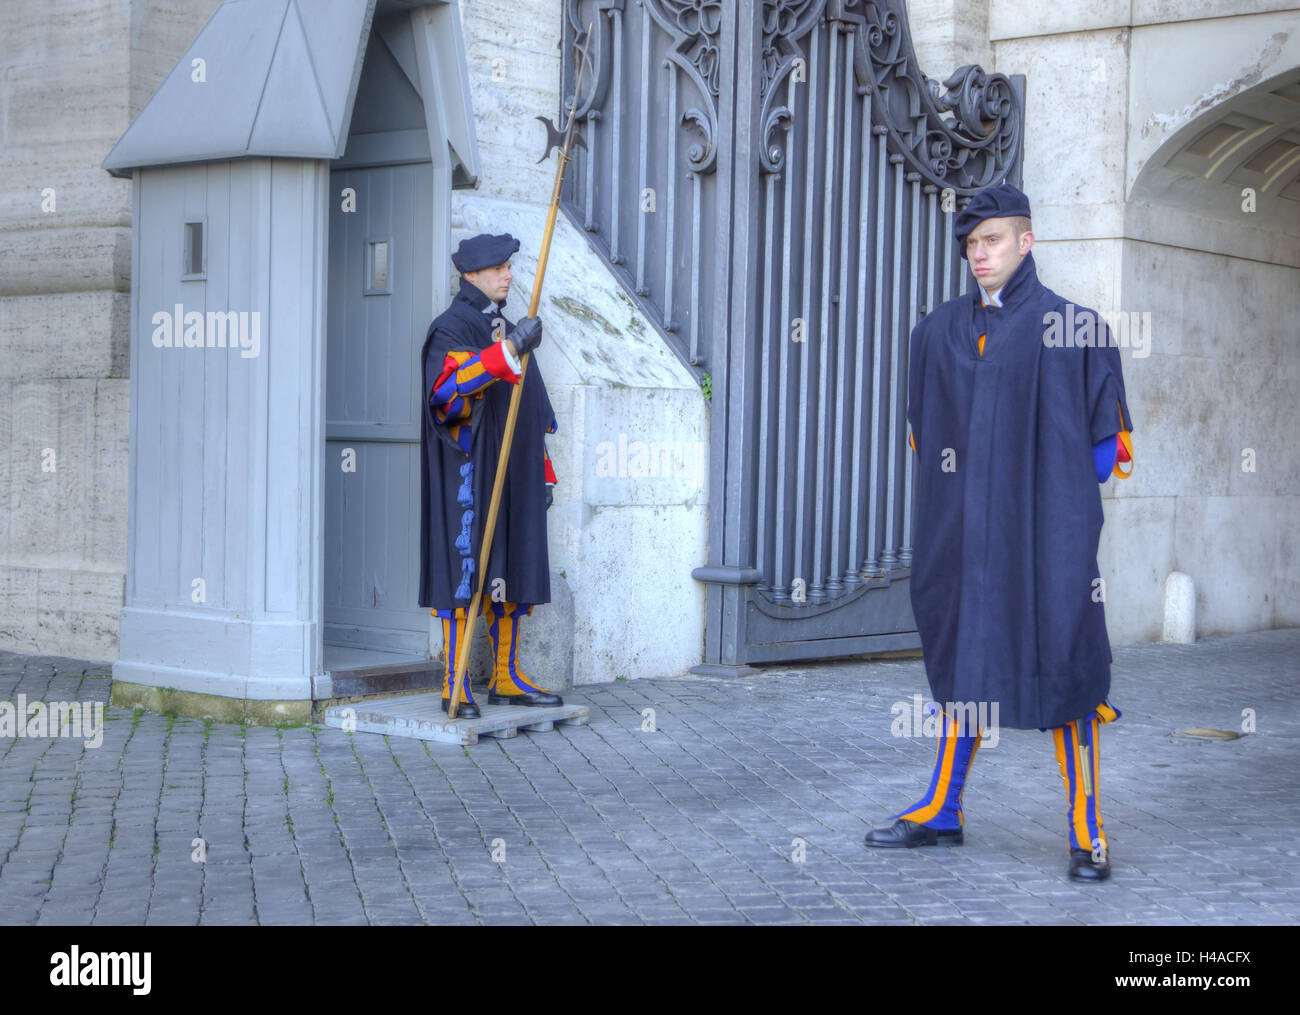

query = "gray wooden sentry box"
[{"left": 102, "top": 0, "right": 478, "bottom": 711}]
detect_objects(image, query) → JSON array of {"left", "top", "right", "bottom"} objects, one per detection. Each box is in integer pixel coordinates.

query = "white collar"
[{"left": 979, "top": 285, "right": 1004, "bottom": 307}]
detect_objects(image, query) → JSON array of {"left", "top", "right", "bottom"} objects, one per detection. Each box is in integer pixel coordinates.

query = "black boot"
[
  {"left": 1068, "top": 847, "right": 1111, "bottom": 882},
  {"left": 864, "top": 818, "right": 964, "bottom": 848},
  {"left": 440, "top": 695, "right": 480, "bottom": 720}
]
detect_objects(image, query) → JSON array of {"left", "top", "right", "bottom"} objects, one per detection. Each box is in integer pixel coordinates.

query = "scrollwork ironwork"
[
  {"left": 757, "top": 0, "right": 828, "bottom": 173},
  {"left": 834, "top": 0, "right": 1022, "bottom": 193},
  {"left": 564, "top": 0, "right": 623, "bottom": 120},
  {"left": 681, "top": 107, "right": 715, "bottom": 170},
  {"left": 643, "top": 0, "right": 724, "bottom": 172}
]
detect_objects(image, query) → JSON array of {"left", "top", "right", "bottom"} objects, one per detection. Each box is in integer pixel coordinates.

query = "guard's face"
[
  {"left": 966, "top": 217, "right": 1032, "bottom": 294},
  {"left": 465, "top": 260, "right": 512, "bottom": 303}
]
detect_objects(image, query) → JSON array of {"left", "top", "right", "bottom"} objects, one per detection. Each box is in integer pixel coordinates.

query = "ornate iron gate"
[{"left": 560, "top": 0, "right": 1024, "bottom": 671}]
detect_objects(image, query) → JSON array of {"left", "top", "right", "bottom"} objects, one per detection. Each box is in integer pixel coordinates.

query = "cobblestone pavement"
[{"left": 1, "top": 629, "right": 1297, "bottom": 926}]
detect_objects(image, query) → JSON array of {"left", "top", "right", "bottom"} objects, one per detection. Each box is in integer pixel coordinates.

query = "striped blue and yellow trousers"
[
  {"left": 894, "top": 703, "right": 1120, "bottom": 853},
  {"left": 437, "top": 600, "right": 553, "bottom": 702}
]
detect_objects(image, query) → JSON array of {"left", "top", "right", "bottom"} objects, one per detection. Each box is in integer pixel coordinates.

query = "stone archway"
[{"left": 1128, "top": 65, "right": 1300, "bottom": 264}]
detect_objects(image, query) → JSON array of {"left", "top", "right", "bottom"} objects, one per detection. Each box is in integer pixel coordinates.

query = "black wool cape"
[
  {"left": 906, "top": 252, "right": 1133, "bottom": 729},
  {"left": 418, "top": 279, "right": 554, "bottom": 611}
]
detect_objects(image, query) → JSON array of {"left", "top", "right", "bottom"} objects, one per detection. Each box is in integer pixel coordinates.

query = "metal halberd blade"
[
  {"left": 535, "top": 114, "right": 587, "bottom": 163},
  {"left": 536, "top": 29, "right": 592, "bottom": 163}
]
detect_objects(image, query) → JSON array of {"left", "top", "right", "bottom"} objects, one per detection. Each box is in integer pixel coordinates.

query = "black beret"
[
  {"left": 452, "top": 233, "right": 520, "bottom": 273},
  {"left": 955, "top": 184, "right": 1031, "bottom": 259}
]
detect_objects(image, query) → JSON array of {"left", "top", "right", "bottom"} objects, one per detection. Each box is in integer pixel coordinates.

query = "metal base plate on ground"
[{"left": 321, "top": 692, "right": 589, "bottom": 745}]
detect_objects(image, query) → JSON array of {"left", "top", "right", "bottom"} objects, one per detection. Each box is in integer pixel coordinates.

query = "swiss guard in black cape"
[
  {"left": 419, "top": 232, "right": 562, "bottom": 719},
  {"left": 863, "top": 185, "right": 1135, "bottom": 882}
]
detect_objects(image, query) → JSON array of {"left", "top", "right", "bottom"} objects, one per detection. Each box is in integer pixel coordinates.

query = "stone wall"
[{"left": 0, "top": 0, "right": 223, "bottom": 661}]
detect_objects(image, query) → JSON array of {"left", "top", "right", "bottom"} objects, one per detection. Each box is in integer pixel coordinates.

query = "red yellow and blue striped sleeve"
[
  {"left": 1113, "top": 401, "right": 1133, "bottom": 479},
  {"left": 543, "top": 416, "right": 557, "bottom": 485},
  {"left": 429, "top": 342, "right": 522, "bottom": 425},
  {"left": 1092, "top": 400, "right": 1134, "bottom": 482}
]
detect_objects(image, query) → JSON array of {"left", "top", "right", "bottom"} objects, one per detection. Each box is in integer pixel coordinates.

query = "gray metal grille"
[{"left": 561, "top": 0, "right": 1024, "bottom": 669}]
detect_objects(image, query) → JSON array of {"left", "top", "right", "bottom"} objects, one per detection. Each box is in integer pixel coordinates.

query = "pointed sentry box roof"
[{"left": 102, "top": 0, "right": 377, "bottom": 177}]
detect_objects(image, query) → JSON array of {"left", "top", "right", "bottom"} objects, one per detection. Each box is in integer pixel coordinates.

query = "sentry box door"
[{"left": 324, "top": 161, "right": 434, "bottom": 656}]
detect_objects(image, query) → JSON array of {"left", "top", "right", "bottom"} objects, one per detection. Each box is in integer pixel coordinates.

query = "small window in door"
[
  {"left": 365, "top": 239, "right": 391, "bottom": 295},
  {"left": 182, "top": 220, "right": 206, "bottom": 280}
]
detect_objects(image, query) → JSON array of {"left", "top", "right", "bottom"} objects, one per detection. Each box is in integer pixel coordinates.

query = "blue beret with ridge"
[
  {"left": 955, "top": 184, "right": 1031, "bottom": 259},
  {"left": 452, "top": 233, "right": 520, "bottom": 273}
]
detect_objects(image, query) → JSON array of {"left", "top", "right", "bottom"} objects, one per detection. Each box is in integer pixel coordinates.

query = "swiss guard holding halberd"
[
  {"left": 862, "top": 184, "right": 1135, "bottom": 882},
  {"left": 419, "top": 233, "right": 562, "bottom": 718}
]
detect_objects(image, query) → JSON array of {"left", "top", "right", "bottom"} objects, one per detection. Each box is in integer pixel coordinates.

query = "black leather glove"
[
  {"left": 545, "top": 486, "right": 554, "bottom": 509},
  {"left": 512, "top": 316, "right": 543, "bottom": 357}
]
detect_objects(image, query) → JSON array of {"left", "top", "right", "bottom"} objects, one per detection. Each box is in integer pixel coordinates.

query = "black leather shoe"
[
  {"left": 440, "top": 697, "right": 480, "bottom": 719},
  {"left": 488, "top": 689, "right": 563, "bottom": 707},
  {"left": 863, "top": 818, "right": 963, "bottom": 848},
  {"left": 1068, "top": 847, "right": 1111, "bottom": 882}
]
